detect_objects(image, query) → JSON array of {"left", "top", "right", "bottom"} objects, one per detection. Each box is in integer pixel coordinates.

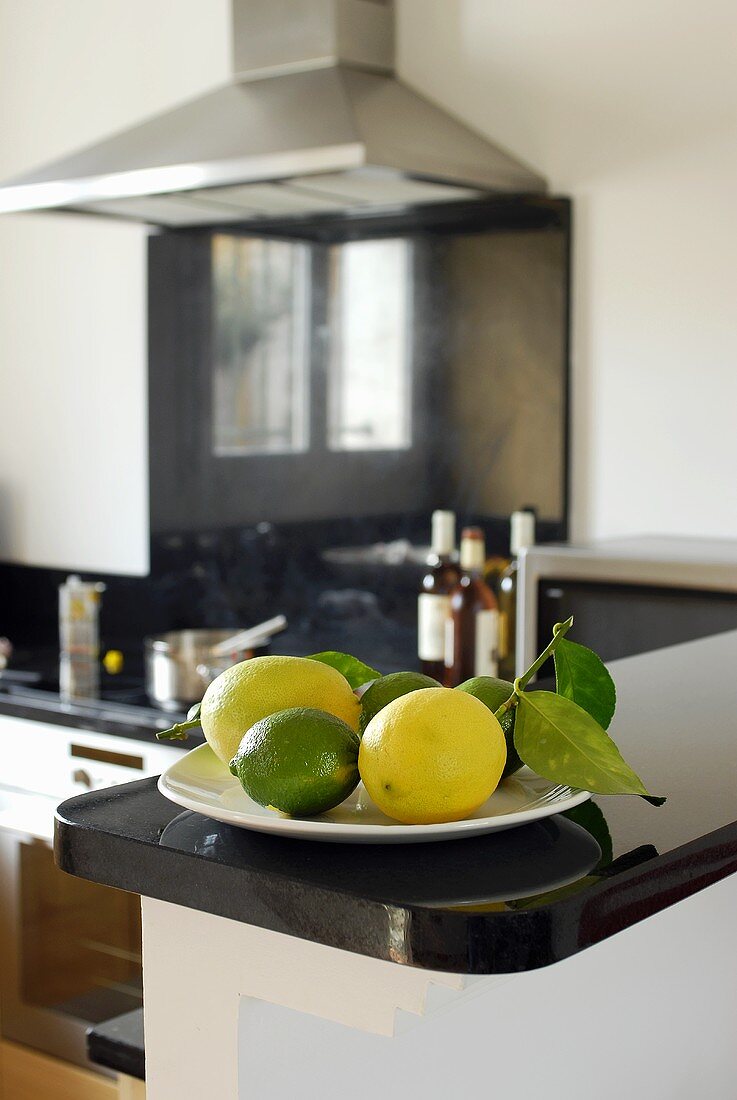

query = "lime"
[
  {"left": 230, "top": 707, "right": 360, "bottom": 816},
  {"left": 200, "top": 655, "right": 360, "bottom": 766},
  {"left": 359, "top": 671, "right": 440, "bottom": 733},
  {"left": 456, "top": 676, "right": 522, "bottom": 777},
  {"left": 359, "top": 687, "right": 506, "bottom": 824}
]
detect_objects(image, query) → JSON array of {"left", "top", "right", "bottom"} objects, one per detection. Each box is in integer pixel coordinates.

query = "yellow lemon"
[
  {"left": 359, "top": 687, "right": 506, "bottom": 824},
  {"left": 200, "top": 656, "right": 360, "bottom": 766}
]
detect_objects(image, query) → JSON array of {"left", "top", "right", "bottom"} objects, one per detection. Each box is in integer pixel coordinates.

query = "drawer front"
[{"left": 0, "top": 713, "right": 185, "bottom": 799}]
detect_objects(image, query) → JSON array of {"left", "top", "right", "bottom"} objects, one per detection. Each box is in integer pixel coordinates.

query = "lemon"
[
  {"left": 359, "top": 687, "right": 506, "bottom": 824},
  {"left": 230, "top": 707, "right": 360, "bottom": 816},
  {"left": 359, "top": 671, "right": 440, "bottom": 733},
  {"left": 200, "top": 655, "right": 360, "bottom": 765},
  {"left": 456, "top": 676, "right": 522, "bottom": 777}
]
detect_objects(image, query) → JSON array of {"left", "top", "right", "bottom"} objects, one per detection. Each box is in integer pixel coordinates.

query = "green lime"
[
  {"left": 229, "top": 707, "right": 360, "bottom": 816},
  {"left": 456, "top": 676, "right": 522, "bottom": 778},
  {"left": 359, "top": 671, "right": 440, "bottom": 734}
]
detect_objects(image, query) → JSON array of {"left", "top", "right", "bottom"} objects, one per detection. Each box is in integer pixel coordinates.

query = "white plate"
[{"left": 158, "top": 744, "right": 590, "bottom": 844}]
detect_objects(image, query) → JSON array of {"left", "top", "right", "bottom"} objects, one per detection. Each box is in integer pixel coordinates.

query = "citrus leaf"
[
  {"left": 554, "top": 637, "right": 616, "bottom": 730},
  {"left": 514, "top": 690, "right": 653, "bottom": 797},
  {"left": 307, "top": 651, "right": 380, "bottom": 691}
]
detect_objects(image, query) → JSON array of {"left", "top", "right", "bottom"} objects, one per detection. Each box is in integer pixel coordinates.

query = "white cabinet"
[
  {"left": 0, "top": 214, "right": 150, "bottom": 575},
  {"left": 141, "top": 879, "right": 737, "bottom": 1100},
  {"left": 0, "top": 712, "right": 185, "bottom": 807},
  {"left": 0, "top": 0, "right": 230, "bottom": 575}
]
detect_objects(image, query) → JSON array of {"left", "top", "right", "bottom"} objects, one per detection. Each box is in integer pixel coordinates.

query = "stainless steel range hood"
[{"left": 0, "top": 0, "right": 546, "bottom": 226}]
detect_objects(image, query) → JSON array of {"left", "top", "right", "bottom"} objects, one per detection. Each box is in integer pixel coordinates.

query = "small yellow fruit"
[
  {"left": 200, "top": 655, "right": 361, "bottom": 765},
  {"left": 359, "top": 687, "right": 506, "bottom": 824}
]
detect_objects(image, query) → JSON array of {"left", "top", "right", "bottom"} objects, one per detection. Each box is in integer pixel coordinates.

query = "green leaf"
[
  {"left": 514, "top": 690, "right": 653, "bottom": 797},
  {"left": 187, "top": 702, "right": 202, "bottom": 723},
  {"left": 307, "top": 651, "right": 380, "bottom": 691},
  {"left": 554, "top": 637, "right": 616, "bottom": 730}
]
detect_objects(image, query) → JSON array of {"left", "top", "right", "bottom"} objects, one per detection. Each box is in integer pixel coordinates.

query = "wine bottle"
[
  {"left": 418, "top": 510, "right": 460, "bottom": 681},
  {"left": 498, "top": 510, "right": 536, "bottom": 680},
  {"left": 445, "top": 527, "right": 499, "bottom": 686}
]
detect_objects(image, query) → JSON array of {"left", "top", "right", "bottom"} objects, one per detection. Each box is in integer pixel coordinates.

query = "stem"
[
  {"left": 516, "top": 616, "right": 574, "bottom": 691},
  {"left": 494, "top": 693, "right": 519, "bottom": 719},
  {"left": 517, "top": 620, "right": 576, "bottom": 686},
  {"left": 493, "top": 616, "right": 575, "bottom": 721},
  {"left": 156, "top": 718, "right": 201, "bottom": 742}
]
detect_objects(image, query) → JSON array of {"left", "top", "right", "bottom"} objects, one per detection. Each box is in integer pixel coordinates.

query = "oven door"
[{"left": 0, "top": 787, "right": 143, "bottom": 1070}]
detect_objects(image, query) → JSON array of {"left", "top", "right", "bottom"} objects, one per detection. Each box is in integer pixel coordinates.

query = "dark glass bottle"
[
  {"left": 445, "top": 527, "right": 499, "bottom": 687},
  {"left": 417, "top": 510, "right": 460, "bottom": 681}
]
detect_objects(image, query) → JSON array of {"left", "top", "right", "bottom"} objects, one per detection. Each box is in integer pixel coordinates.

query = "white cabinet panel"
[
  {"left": 0, "top": 0, "right": 231, "bottom": 574},
  {"left": 0, "top": 213, "right": 149, "bottom": 574}
]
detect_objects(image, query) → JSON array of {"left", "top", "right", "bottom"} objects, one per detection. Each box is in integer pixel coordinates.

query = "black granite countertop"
[
  {"left": 56, "top": 631, "right": 737, "bottom": 974},
  {"left": 0, "top": 681, "right": 191, "bottom": 742}
]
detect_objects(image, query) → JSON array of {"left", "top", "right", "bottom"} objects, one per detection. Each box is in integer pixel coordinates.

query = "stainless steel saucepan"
[{"left": 144, "top": 628, "right": 260, "bottom": 712}]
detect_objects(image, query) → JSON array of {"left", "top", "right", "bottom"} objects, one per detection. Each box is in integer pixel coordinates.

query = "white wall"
[
  {"left": 0, "top": 0, "right": 231, "bottom": 573},
  {"left": 1, "top": 0, "right": 734, "bottom": 566},
  {"left": 397, "top": 0, "right": 737, "bottom": 540}
]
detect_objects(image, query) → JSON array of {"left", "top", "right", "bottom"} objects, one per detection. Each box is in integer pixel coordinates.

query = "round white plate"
[{"left": 158, "top": 744, "right": 590, "bottom": 844}]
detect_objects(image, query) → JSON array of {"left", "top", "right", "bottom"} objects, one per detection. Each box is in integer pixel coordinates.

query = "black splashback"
[
  {"left": 149, "top": 197, "right": 571, "bottom": 535},
  {"left": 0, "top": 197, "right": 570, "bottom": 674},
  {"left": 0, "top": 512, "right": 562, "bottom": 674}
]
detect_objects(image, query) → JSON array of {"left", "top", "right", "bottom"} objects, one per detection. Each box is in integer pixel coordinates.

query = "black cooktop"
[{"left": 0, "top": 650, "right": 188, "bottom": 742}]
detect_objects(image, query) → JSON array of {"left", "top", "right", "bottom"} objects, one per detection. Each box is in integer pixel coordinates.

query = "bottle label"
[
  {"left": 474, "top": 609, "right": 500, "bottom": 677},
  {"left": 444, "top": 616, "right": 455, "bottom": 669},
  {"left": 418, "top": 594, "right": 451, "bottom": 662}
]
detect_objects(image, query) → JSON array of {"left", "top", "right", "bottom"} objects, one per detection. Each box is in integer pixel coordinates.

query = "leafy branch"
[{"left": 493, "top": 617, "right": 663, "bottom": 803}]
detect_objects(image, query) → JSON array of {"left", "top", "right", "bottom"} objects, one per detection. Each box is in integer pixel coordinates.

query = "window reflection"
[
  {"left": 328, "top": 239, "right": 411, "bottom": 452},
  {"left": 211, "top": 236, "right": 309, "bottom": 456}
]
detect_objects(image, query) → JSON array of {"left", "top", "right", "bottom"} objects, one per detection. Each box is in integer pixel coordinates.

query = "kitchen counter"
[
  {"left": 0, "top": 680, "right": 193, "bottom": 744},
  {"left": 87, "top": 1008, "right": 145, "bottom": 1082},
  {"left": 54, "top": 630, "right": 737, "bottom": 1100},
  {"left": 56, "top": 629, "right": 737, "bottom": 972},
  {"left": 522, "top": 534, "right": 737, "bottom": 590}
]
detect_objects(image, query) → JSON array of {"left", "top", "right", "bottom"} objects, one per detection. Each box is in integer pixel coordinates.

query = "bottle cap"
[
  {"left": 460, "top": 527, "right": 486, "bottom": 570},
  {"left": 431, "top": 510, "right": 456, "bottom": 556},
  {"left": 510, "top": 510, "right": 536, "bottom": 556}
]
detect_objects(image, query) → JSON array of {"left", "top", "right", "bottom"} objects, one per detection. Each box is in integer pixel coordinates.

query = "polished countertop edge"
[{"left": 54, "top": 778, "right": 737, "bottom": 976}]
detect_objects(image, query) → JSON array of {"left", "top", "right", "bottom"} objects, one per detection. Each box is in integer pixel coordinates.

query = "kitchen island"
[{"left": 56, "top": 631, "right": 737, "bottom": 1099}]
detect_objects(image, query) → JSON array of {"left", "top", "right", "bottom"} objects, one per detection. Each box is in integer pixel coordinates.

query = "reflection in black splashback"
[{"left": 149, "top": 197, "right": 571, "bottom": 535}]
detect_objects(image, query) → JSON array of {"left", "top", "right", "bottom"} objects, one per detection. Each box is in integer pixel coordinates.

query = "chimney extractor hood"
[{"left": 0, "top": 0, "right": 546, "bottom": 227}]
